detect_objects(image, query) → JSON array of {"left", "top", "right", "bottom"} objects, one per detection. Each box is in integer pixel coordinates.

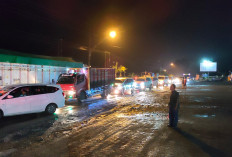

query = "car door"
[
  {"left": 75, "top": 74, "right": 86, "bottom": 95},
  {"left": 3, "top": 87, "right": 30, "bottom": 116},
  {"left": 27, "top": 86, "right": 50, "bottom": 113}
]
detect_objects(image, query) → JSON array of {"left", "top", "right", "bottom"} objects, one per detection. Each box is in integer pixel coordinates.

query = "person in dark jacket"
[{"left": 168, "top": 84, "right": 180, "bottom": 127}]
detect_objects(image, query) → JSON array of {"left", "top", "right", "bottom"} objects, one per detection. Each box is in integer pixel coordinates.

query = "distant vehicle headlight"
[
  {"left": 114, "top": 89, "right": 120, "bottom": 94},
  {"left": 140, "top": 82, "right": 145, "bottom": 89},
  {"left": 117, "top": 85, "right": 123, "bottom": 90},
  {"left": 133, "top": 82, "right": 137, "bottom": 87},
  {"left": 68, "top": 91, "right": 76, "bottom": 95},
  {"left": 175, "top": 78, "right": 180, "bottom": 83}
]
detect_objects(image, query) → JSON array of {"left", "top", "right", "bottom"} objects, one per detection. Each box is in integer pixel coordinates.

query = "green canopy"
[{"left": 0, "top": 49, "right": 83, "bottom": 68}]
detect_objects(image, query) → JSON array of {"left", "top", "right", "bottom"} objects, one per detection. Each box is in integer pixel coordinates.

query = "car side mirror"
[{"left": 7, "top": 95, "right": 13, "bottom": 99}]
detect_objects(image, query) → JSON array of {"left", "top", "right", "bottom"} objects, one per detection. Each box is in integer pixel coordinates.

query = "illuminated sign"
[{"left": 200, "top": 61, "right": 217, "bottom": 72}]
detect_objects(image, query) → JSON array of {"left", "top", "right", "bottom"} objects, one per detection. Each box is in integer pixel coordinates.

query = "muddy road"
[{"left": 1, "top": 82, "right": 232, "bottom": 157}]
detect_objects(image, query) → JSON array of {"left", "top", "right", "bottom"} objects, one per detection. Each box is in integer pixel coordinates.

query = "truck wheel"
[
  {"left": 101, "top": 90, "right": 108, "bottom": 99},
  {"left": 45, "top": 104, "right": 57, "bottom": 114},
  {"left": 78, "top": 91, "right": 86, "bottom": 103}
]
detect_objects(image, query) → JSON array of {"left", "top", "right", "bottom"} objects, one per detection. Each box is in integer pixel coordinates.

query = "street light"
[
  {"left": 109, "top": 31, "right": 116, "bottom": 39},
  {"left": 88, "top": 30, "right": 117, "bottom": 66},
  {"left": 170, "top": 62, "right": 175, "bottom": 67}
]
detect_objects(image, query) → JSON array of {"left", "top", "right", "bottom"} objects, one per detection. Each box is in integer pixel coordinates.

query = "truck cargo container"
[{"left": 0, "top": 49, "right": 83, "bottom": 87}]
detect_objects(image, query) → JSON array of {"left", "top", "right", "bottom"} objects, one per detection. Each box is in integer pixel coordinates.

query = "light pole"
[{"left": 88, "top": 30, "right": 117, "bottom": 67}]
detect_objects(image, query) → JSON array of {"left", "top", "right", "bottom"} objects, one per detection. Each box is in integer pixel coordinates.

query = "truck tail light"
[{"left": 62, "top": 92, "right": 65, "bottom": 97}]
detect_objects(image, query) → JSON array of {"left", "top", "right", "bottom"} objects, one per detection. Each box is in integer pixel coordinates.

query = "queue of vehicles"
[
  {"left": 0, "top": 51, "right": 190, "bottom": 120},
  {"left": 0, "top": 68, "right": 183, "bottom": 120}
]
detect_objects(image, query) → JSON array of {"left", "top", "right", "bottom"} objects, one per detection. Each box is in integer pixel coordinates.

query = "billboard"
[{"left": 200, "top": 61, "right": 217, "bottom": 72}]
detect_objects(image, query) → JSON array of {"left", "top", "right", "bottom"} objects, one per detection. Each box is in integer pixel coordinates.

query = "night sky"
[{"left": 1, "top": 0, "right": 232, "bottom": 75}]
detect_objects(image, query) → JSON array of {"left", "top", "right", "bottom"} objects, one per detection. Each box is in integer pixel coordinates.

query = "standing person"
[
  {"left": 168, "top": 84, "right": 180, "bottom": 128},
  {"left": 182, "top": 77, "right": 185, "bottom": 88}
]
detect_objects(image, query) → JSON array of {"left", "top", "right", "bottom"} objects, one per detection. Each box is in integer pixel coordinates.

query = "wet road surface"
[{"left": 1, "top": 82, "right": 232, "bottom": 156}]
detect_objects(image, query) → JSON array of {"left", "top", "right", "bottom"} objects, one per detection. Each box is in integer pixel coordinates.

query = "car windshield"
[
  {"left": 0, "top": 86, "right": 15, "bottom": 96},
  {"left": 57, "top": 76, "right": 75, "bottom": 84},
  {"left": 158, "top": 77, "right": 165, "bottom": 80},
  {"left": 137, "top": 79, "right": 145, "bottom": 81}
]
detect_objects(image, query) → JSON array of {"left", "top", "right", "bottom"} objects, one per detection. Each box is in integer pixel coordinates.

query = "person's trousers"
[{"left": 169, "top": 108, "right": 178, "bottom": 127}]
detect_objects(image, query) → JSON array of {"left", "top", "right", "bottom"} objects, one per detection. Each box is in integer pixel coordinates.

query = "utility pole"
[
  {"left": 60, "top": 38, "right": 63, "bottom": 57},
  {"left": 88, "top": 34, "right": 92, "bottom": 66},
  {"left": 58, "top": 38, "right": 63, "bottom": 56}
]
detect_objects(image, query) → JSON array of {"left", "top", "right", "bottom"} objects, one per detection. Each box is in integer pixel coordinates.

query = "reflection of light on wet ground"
[
  {"left": 117, "top": 113, "right": 166, "bottom": 130},
  {"left": 54, "top": 108, "right": 62, "bottom": 115},
  {"left": 186, "top": 105, "right": 218, "bottom": 109},
  {"left": 194, "top": 114, "right": 216, "bottom": 118},
  {"left": 55, "top": 106, "right": 74, "bottom": 115},
  {"left": 88, "top": 100, "right": 109, "bottom": 110},
  {"left": 67, "top": 106, "right": 73, "bottom": 114}
]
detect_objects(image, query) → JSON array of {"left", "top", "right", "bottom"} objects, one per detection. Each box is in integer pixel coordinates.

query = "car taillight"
[{"left": 62, "top": 92, "right": 65, "bottom": 97}]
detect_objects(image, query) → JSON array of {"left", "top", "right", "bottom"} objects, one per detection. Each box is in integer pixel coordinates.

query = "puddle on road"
[
  {"left": 88, "top": 100, "right": 109, "bottom": 110},
  {"left": 193, "top": 114, "right": 216, "bottom": 118},
  {"left": 186, "top": 105, "right": 218, "bottom": 109}
]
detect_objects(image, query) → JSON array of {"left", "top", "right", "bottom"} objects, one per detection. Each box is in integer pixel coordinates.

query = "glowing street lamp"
[
  {"left": 109, "top": 31, "right": 117, "bottom": 38},
  {"left": 87, "top": 30, "right": 118, "bottom": 66},
  {"left": 170, "top": 62, "right": 175, "bottom": 67}
]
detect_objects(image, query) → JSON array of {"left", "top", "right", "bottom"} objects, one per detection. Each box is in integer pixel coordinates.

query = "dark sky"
[{"left": 1, "top": 0, "right": 232, "bottom": 75}]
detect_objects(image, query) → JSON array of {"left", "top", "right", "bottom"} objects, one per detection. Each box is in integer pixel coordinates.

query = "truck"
[
  {"left": 0, "top": 49, "right": 83, "bottom": 87},
  {"left": 56, "top": 67, "right": 115, "bottom": 103}
]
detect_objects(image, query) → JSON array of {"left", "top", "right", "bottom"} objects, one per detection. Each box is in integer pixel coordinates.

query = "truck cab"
[{"left": 56, "top": 73, "right": 87, "bottom": 99}]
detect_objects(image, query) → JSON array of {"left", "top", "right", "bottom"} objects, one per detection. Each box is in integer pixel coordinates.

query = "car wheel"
[
  {"left": 45, "top": 104, "right": 57, "bottom": 114},
  {"left": 78, "top": 91, "right": 86, "bottom": 103}
]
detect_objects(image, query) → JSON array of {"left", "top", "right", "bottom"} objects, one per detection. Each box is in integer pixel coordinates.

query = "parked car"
[
  {"left": 0, "top": 84, "right": 65, "bottom": 119},
  {"left": 158, "top": 75, "right": 169, "bottom": 86},
  {"left": 111, "top": 78, "right": 135, "bottom": 95},
  {"left": 135, "top": 77, "right": 153, "bottom": 91}
]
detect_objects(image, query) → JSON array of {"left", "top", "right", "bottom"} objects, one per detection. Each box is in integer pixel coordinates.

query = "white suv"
[{"left": 0, "top": 84, "right": 65, "bottom": 119}]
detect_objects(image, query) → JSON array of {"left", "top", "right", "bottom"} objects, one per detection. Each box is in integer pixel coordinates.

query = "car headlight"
[
  {"left": 114, "top": 89, "right": 120, "bottom": 94},
  {"left": 133, "top": 82, "right": 137, "bottom": 87},
  {"left": 175, "top": 78, "right": 180, "bottom": 83},
  {"left": 117, "top": 85, "right": 123, "bottom": 90},
  {"left": 68, "top": 91, "right": 76, "bottom": 95},
  {"left": 159, "top": 80, "right": 164, "bottom": 84},
  {"left": 140, "top": 82, "right": 145, "bottom": 88}
]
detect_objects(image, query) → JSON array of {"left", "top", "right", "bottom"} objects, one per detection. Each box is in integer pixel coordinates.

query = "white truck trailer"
[{"left": 0, "top": 49, "right": 83, "bottom": 86}]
